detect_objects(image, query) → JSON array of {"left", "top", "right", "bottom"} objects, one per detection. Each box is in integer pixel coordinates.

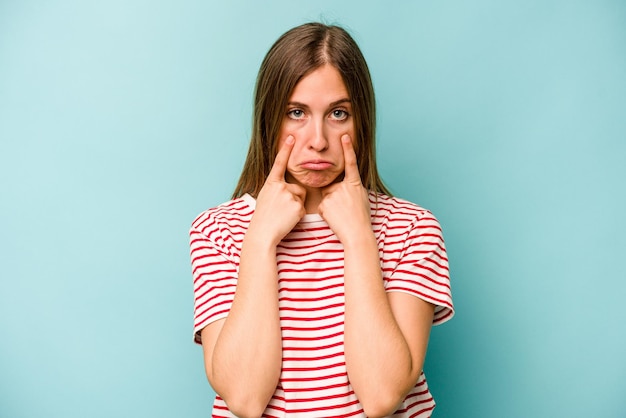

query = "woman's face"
[{"left": 277, "top": 64, "right": 355, "bottom": 192}]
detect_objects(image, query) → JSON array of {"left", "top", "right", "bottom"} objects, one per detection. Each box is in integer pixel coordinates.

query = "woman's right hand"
[
  {"left": 249, "top": 135, "right": 306, "bottom": 246},
  {"left": 202, "top": 137, "right": 301, "bottom": 416}
]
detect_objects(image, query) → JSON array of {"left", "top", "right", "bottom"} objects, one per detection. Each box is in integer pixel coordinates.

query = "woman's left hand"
[{"left": 319, "top": 134, "right": 372, "bottom": 244}]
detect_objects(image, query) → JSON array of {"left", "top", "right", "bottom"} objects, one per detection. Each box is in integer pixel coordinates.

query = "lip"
[{"left": 300, "top": 160, "right": 333, "bottom": 170}]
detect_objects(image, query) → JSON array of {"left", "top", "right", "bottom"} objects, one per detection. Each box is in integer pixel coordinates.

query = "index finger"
[
  {"left": 341, "top": 134, "right": 361, "bottom": 183},
  {"left": 267, "top": 135, "right": 295, "bottom": 181}
]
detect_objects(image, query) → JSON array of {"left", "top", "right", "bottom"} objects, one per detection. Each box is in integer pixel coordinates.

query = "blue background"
[{"left": 1, "top": 1, "right": 625, "bottom": 417}]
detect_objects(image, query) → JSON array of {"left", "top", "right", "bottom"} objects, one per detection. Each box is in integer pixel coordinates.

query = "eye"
[
  {"left": 287, "top": 109, "right": 305, "bottom": 120},
  {"left": 330, "top": 109, "right": 349, "bottom": 121}
]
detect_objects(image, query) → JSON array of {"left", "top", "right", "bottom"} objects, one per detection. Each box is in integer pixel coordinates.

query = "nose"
[{"left": 307, "top": 118, "right": 328, "bottom": 152}]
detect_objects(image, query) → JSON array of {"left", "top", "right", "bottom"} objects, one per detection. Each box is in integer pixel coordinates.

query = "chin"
[{"left": 296, "top": 172, "right": 340, "bottom": 189}]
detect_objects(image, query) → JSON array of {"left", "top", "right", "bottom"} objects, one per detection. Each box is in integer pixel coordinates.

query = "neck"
[{"left": 304, "top": 188, "right": 323, "bottom": 214}]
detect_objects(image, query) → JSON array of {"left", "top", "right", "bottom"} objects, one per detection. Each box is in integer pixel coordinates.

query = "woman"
[{"left": 190, "top": 22, "right": 454, "bottom": 418}]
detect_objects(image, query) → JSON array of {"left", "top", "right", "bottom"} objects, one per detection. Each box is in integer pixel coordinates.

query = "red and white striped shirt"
[{"left": 190, "top": 192, "right": 454, "bottom": 417}]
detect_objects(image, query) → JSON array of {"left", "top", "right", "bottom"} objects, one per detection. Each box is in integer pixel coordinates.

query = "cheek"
[{"left": 285, "top": 142, "right": 304, "bottom": 169}]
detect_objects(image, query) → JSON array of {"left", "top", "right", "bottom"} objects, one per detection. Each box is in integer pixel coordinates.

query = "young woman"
[{"left": 190, "top": 22, "right": 454, "bottom": 418}]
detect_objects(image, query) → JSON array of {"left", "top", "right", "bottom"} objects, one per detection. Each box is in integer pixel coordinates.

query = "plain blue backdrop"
[{"left": 1, "top": 1, "right": 625, "bottom": 417}]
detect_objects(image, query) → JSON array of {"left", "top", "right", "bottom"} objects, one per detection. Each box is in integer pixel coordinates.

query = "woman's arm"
[
  {"left": 200, "top": 237, "right": 283, "bottom": 418},
  {"left": 319, "top": 135, "right": 435, "bottom": 417},
  {"left": 342, "top": 233, "right": 434, "bottom": 417},
  {"left": 200, "top": 137, "right": 305, "bottom": 418}
]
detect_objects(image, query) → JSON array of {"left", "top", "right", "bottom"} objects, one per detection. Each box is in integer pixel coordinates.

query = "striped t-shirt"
[{"left": 190, "top": 192, "right": 454, "bottom": 417}]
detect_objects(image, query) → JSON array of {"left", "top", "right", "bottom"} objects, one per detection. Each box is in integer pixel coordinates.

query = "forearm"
[
  {"left": 210, "top": 234, "right": 282, "bottom": 415},
  {"left": 343, "top": 231, "right": 419, "bottom": 416}
]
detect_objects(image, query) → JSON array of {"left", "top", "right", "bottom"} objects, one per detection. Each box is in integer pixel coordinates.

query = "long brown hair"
[{"left": 232, "top": 22, "right": 390, "bottom": 198}]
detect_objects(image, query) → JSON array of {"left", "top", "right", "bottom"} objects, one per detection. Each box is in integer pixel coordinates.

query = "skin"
[{"left": 201, "top": 64, "right": 436, "bottom": 418}]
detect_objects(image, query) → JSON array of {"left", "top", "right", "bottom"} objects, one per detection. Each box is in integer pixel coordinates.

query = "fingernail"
[
  {"left": 285, "top": 136, "right": 295, "bottom": 145},
  {"left": 342, "top": 135, "right": 350, "bottom": 143}
]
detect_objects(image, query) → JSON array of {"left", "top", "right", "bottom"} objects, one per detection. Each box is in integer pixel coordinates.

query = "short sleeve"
[
  {"left": 384, "top": 211, "right": 454, "bottom": 325},
  {"left": 189, "top": 223, "right": 238, "bottom": 344}
]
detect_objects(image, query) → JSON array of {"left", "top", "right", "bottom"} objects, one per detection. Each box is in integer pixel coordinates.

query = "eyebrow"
[{"left": 287, "top": 98, "right": 352, "bottom": 108}]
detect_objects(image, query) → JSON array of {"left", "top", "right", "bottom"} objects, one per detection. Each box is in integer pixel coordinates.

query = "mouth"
[{"left": 300, "top": 160, "right": 333, "bottom": 170}]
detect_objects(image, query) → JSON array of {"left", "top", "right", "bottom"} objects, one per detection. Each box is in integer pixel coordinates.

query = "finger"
[
  {"left": 341, "top": 134, "right": 361, "bottom": 183},
  {"left": 287, "top": 183, "right": 307, "bottom": 202},
  {"left": 267, "top": 136, "right": 294, "bottom": 181}
]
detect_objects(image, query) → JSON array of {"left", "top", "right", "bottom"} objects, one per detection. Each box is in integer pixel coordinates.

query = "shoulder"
[
  {"left": 191, "top": 195, "right": 255, "bottom": 235},
  {"left": 369, "top": 192, "right": 440, "bottom": 227}
]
